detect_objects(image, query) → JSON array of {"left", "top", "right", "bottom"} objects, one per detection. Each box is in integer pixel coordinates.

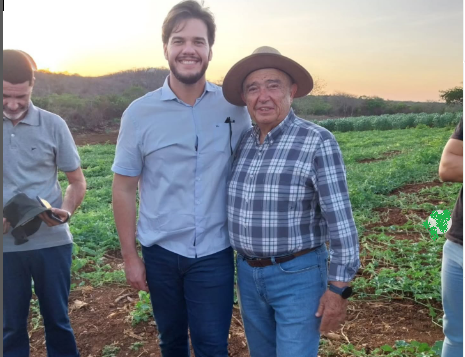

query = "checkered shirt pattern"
[{"left": 228, "top": 110, "right": 360, "bottom": 282}]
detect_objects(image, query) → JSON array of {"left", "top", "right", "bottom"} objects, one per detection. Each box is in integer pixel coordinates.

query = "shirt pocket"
[
  {"left": 214, "top": 123, "right": 231, "bottom": 153},
  {"left": 272, "top": 170, "right": 302, "bottom": 212}
]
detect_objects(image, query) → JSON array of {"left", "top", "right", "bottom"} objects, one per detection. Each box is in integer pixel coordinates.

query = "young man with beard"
[
  {"left": 111, "top": 1, "right": 251, "bottom": 356},
  {"left": 3, "top": 49, "right": 86, "bottom": 356}
]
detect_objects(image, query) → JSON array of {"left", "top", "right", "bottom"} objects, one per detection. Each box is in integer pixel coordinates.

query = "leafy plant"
[
  {"left": 102, "top": 344, "right": 120, "bottom": 357},
  {"left": 129, "top": 342, "right": 145, "bottom": 351},
  {"left": 339, "top": 340, "right": 443, "bottom": 356},
  {"left": 130, "top": 291, "right": 153, "bottom": 326}
]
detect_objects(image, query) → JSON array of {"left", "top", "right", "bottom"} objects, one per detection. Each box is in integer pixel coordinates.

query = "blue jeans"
[
  {"left": 441, "top": 240, "right": 463, "bottom": 357},
  {"left": 237, "top": 244, "right": 328, "bottom": 357},
  {"left": 3, "top": 244, "right": 79, "bottom": 357},
  {"left": 142, "top": 245, "right": 234, "bottom": 357}
]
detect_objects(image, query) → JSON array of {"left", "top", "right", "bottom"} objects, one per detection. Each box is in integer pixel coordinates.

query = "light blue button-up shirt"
[{"left": 112, "top": 77, "right": 251, "bottom": 258}]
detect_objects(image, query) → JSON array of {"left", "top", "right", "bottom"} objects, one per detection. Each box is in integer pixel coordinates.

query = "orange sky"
[{"left": 3, "top": 0, "right": 463, "bottom": 102}]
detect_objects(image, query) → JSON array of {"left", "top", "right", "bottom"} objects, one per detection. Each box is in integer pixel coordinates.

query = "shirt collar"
[
  {"left": 3, "top": 102, "right": 40, "bottom": 126},
  {"left": 252, "top": 108, "right": 296, "bottom": 146},
  {"left": 160, "top": 75, "right": 216, "bottom": 103}
]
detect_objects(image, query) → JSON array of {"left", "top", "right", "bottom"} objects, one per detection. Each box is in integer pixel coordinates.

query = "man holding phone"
[{"left": 3, "top": 49, "right": 86, "bottom": 356}]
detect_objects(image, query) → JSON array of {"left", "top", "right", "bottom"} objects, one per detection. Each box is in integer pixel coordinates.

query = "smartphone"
[{"left": 36, "top": 196, "right": 64, "bottom": 223}]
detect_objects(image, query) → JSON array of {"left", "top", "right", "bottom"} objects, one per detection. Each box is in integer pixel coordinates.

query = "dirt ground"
[
  {"left": 73, "top": 130, "right": 119, "bottom": 146},
  {"left": 33, "top": 132, "right": 443, "bottom": 356},
  {"left": 356, "top": 150, "right": 402, "bottom": 163},
  {"left": 29, "top": 282, "right": 444, "bottom": 357}
]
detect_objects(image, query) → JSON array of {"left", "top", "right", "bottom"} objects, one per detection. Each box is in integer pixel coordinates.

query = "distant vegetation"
[
  {"left": 31, "top": 69, "right": 462, "bottom": 131},
  {"left": 316, "top": 112, "right": 462, "bottom": 133},
  {"left": 293, "top": 94, "right": 461, "bottom": 118}
]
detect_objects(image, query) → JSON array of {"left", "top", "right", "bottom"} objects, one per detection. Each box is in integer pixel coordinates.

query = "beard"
[
  {"left": 3, "top": 107, "right": 29, "bottom": 121},
  {"left": 169, "top": 59, "right": 209, "bottom": 85}
]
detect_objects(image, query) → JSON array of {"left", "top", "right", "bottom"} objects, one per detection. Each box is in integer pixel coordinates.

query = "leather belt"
[{"left": 243, "top": 247, "right": 319, "bottom": 268}]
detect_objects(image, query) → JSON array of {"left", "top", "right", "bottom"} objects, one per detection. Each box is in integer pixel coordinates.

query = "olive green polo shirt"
[{"left": 3, "top": 102, "right": 81, "bottom": 252}]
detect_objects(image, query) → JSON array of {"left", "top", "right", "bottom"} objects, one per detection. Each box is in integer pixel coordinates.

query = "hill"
[
  {"left": 30, "top": 69, "right": 460, "bottom": 131},
  {"left": 33, "top": 68, "right": 170, "bottom": 97}
]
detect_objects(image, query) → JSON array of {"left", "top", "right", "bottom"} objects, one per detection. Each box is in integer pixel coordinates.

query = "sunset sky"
[{"left": 3, "top": 0, "right": 463, "bottom": 101}]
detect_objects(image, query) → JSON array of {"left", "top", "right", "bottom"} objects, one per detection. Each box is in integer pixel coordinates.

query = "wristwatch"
[
  {"left": 328, "top": 284, "right": 353, "bottom": 299},
  {"left": 63, "top": 211, "right": 71, "bottom": 223}
]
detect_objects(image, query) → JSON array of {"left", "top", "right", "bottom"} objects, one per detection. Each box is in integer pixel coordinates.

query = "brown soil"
[
  {"left": 29, "top": 285, "right": 249, "bottom": 357},
  {"left": 365, "top": 208, "right": 429, "bottom": 230},
  {"left": 28, "top": 285, "right": 443, "bottom": 357},
  {"left": 336, "top": 300, "right": 443, "bottom": 354},
  {"left": 357, "top": 150, "right": 401, "bottom": 163},
  {"left": 390, "top": 181, "right": 446, "bottom": 196},
  {"left": 73, "top": 131, "right": 119, "bottom": 146}
]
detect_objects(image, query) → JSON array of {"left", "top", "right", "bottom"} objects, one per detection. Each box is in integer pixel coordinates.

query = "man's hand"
[
  {"left": 39, "top": 208, "right": 70, "bottom": 227},
  {"left": 315, "top": 289, "right": 348, "bottom": 334},
  {"left": 3, "top": 218, "right": 11, "bottom": 234},
  {"left": 124, "top": 255, "right": 149, "bottom": 292}
]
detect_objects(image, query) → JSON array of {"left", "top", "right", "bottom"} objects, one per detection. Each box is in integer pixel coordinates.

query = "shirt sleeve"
[
  {"left": 451, "top": 118, "right": 463, "bottom": 141},
  {"left": 111, "top": 111, "right": 143, "bottom": 177},
  {"left": 55, "top": 118, "right": 81, "bottom": 172},
  {"left": 312, "top": 137, "right": 360, "bottom": 282}
]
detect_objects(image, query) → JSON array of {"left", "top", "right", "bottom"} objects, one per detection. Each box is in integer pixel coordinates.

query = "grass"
[{"left": 57, "top": 126, "right": 460, "bottom": 355}]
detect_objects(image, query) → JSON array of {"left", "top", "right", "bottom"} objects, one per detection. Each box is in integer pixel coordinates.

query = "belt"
[{"left": 243, "top": 247, "right": 319, "bottom": 268}]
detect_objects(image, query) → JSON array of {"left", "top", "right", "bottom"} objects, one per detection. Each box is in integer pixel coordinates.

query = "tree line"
[{"left": 31, "top": 69, "right": 462, "bottom": 131}]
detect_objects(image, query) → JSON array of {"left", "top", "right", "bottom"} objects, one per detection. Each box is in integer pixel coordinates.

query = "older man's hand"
[{"left": 315, "top": 288, "right": 348, "bottom": 334}]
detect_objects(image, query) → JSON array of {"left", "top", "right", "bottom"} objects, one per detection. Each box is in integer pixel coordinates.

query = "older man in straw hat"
[{"left": 223, "top": 47, "right": 360, "bottom": 356}]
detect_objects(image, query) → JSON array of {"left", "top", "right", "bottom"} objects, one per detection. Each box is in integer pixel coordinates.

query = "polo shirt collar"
[
  {"left": 160, "top": 75, "right": 216, "bottom": 102},
  {"left": 253, "top": 109, "right": 296, "bottom": 145},
  {"left": 3, "top": 102, "right": 40, "bottom": 126}
]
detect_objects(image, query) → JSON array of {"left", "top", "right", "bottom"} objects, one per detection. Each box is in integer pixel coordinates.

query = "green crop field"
[{"left": 31, "top": 124, "right": 460, "bottom": 356}]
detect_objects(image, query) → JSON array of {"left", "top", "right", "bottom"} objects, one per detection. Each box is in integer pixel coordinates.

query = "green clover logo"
[{"left": 423, "top": 210, "right": 452, "bottom": 241}]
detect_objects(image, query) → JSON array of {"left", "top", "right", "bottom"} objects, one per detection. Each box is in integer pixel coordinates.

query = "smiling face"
[
  {"left": 163, "top": 18, "right": 212, "bottom": 85},
  {"left": 241, "top": 68, "right": 297, "bottom": 131},
  {"left": 3, "top": 80, "right": 33, "bottom": 121}
]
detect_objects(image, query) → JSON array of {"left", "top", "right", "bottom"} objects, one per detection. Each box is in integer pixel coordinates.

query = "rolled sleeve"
[
  {"left": 313, "top": 137, "right": 360, "bottom": 282},
  {"left": 112, "top": 112, "right": 143, "bottom": 177},
  {"left": 55, "top": 118, "right": 81, "bottom": 172}
]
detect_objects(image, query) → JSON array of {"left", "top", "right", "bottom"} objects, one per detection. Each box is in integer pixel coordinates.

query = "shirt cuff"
[
  {"left": 111, "top": 165, "right": 141, "bottom": 177},
  {"left": 328, "top": 260, "right": 360, "bottom": 283}
]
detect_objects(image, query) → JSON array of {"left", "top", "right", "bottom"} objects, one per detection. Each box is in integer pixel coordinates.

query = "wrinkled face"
[
  {"left": 3, "top": 80, "right": 33, "bottom": 121},
  {"left": 241, "top": 68, "right": 297, "bottom": 128},
  {"left": 164, "top": 18, "right": 212, "bottom": 85}
]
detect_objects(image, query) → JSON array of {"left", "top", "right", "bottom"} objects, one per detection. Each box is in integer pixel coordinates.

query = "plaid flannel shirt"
[{"left": 227, "top": 110, "right": 360, "bottom": 282}]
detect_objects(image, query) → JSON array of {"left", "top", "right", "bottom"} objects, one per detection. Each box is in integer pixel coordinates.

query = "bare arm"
[
  {"left": 40, "top": 167, "right": 87, "bottom": 226},
  {"left": 439, "top": 139, "right": 463, "bottom": 183},
  {"left": 112, "top": 173, "right": 148, "bottom": 292}
]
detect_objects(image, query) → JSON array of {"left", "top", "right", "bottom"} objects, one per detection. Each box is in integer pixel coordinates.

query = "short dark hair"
[
  {"left": 162, "top": 1, "right": 216, "bottom": 47},
  {"left": 3, "top": 50, "right": 36, "bottom": 85}
]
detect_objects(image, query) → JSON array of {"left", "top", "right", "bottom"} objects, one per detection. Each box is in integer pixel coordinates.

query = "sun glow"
[{"left": 3, "top": 0, "right": 462, "bottom": 101}]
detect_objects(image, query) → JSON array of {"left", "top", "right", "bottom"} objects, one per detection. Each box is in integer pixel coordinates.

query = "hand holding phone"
[{"left": 36, "top": 196, "right": 66, "bottom": 224}]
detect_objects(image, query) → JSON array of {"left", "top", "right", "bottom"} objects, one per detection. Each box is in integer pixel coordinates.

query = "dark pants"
[
  {"left": 142, "top": 245, "right": 234, "bottom": 357},
  {"left": 3, "top": 244, "right": 79, "bottom": 357}
]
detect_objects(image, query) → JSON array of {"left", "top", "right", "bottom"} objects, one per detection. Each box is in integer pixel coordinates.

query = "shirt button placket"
[{"left": 10, "top": 131, "right": 17, "bottom": 149}]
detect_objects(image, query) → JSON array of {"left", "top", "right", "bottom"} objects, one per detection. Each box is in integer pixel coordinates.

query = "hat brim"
[
  {"left": 15, "top": 207, "right": 49, "bottom": 228},
  {"left": 222, "top": 53, "right": 313, "bottom": 107}
]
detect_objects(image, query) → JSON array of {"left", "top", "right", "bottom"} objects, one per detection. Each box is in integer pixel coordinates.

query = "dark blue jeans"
[
  {"left": 3, "top": 244, "right": 79, "bottom": 357},
  {"left": 142, "top": 245, "right": 234, "bottom": 357}
]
